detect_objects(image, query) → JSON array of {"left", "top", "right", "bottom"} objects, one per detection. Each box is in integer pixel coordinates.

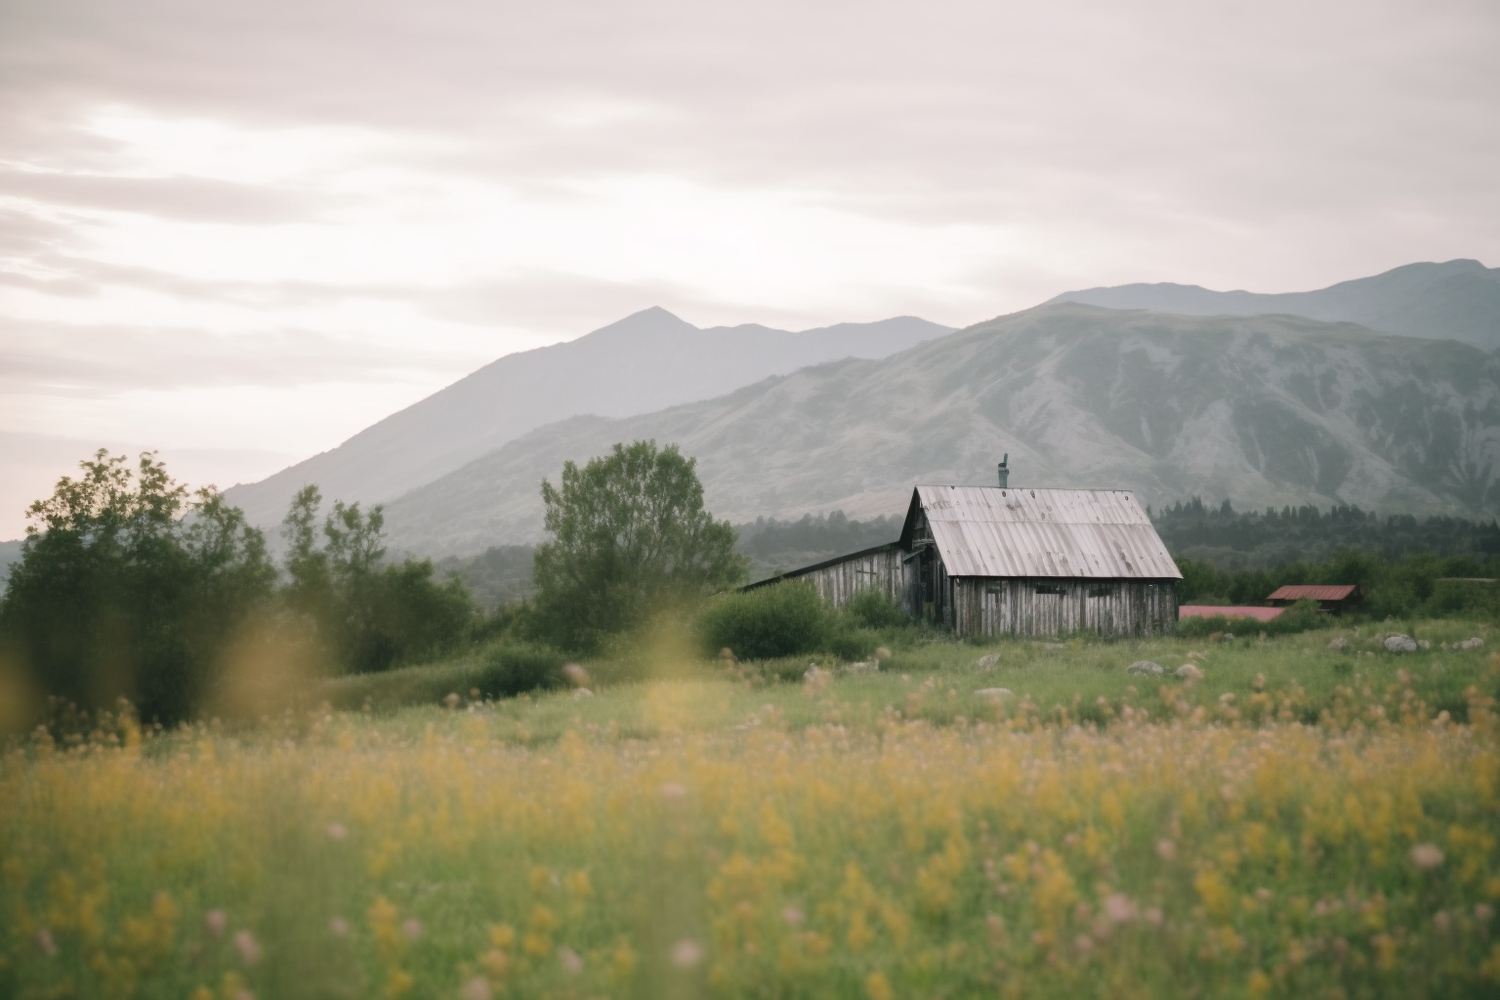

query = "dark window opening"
[
  {"left": 1089, "top": 585, "right": 1116, "bottom": 598},
  {"left": 1034, "top": 584, "right": 1065, "bottom": 596}
]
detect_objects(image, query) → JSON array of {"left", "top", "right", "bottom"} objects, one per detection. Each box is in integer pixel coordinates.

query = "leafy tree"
[
  {"left": 530, "top": 440, "right": 747, "bottom": 650},
  {"left": 0, "top": 451, "right": 275, "bottom": 723},
  {"left": 281, "top": 486, "right": 474, "bottom": 672}
]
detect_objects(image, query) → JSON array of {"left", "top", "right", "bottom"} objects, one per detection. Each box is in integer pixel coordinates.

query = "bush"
[
  {"left": 698, "top": 581, "right": 831, "bottom": 660},
  {"left": 843, "top": 588, "right": 908, "bottom": 630},
  {"left": 827, "top": 627, "right": 882, "bottom": 662},
  {"left": 473, "top": 642, "right": 569, "bottom": 698}
]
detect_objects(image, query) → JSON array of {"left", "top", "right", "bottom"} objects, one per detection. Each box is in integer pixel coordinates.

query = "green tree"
[
  {"left": 530, "top": 440, "right": 747, "bottom": 650},
  {"left": 0, "top": 450, "right": 275, "bottom": 723},
  {"left": 280, "top": 487, "right": 474, "bottom": 672}
]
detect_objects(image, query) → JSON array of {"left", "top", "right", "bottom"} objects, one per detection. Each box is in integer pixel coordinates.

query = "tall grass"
[{"left": 3, "top": 624, "right": 1498, "bottom": 999}]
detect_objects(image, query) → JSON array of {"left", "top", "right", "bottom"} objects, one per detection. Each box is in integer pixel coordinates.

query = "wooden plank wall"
[
  {"left": 797, "top": 547, "right": 913, "bottom": 611},
  {"left": 952, "top": 577, "right": 1178, "bottom": 638}
]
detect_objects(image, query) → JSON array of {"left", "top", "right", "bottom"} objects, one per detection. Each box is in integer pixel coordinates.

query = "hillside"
[
  {"left": 221, "top": 308, "right": 951, "bottom": 529},
  {"left": 377, "top": 304, "right": 1500, "bottom": 557},
  {"left": 1046, "top": 259, "right": 1500, "bottom": 350}
]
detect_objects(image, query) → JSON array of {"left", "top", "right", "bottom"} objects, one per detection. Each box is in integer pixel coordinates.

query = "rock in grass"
[
  {"left": 1455, "top": 637, "right": 1485, "bottom": 650},
  {"left": 1127, "top": 660, "right": 1164, "bottom": 676},
  {"left": 974, "top": 687, "right": 1013, "bottom": 698},
  {"left": 1383, "top": 634, "right": 1419, "bottom": 653},
  {"left": 1327, "top": 637, "right": 1349, "bottom": 651},
  {"left": 1174, "top": 664, "right": 1203, "bottom": 679},
  {"left": 974, "top": 653, "right": 1001, "bottom": 669},
  {"left": 844, "top": 660, "right": 879, "bottom": 674}
]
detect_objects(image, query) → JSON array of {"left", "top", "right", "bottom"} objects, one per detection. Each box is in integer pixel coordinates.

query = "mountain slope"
[
  {"left": 1046, "top": 259, "right": 1500, "bottom": 350},
  {"left": 378, "top": 304, "right": 1500, "bottom": 557},
  {"left": 221, "top": 308, "right": 952, "bottom": 528}
]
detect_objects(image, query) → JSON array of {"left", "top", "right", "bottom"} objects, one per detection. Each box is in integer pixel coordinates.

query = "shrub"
[
  {"left": 473, "top": 643, "right": 569, "bottom": 698},
  {"left": 698, "top": 581, "right": 831, "bottom": 660},
  {"left": 842, "top": 588, "right": 909, "bottom": 630},
  {"left": 827, "top": 627, "right": 882, "bottom": 662}
]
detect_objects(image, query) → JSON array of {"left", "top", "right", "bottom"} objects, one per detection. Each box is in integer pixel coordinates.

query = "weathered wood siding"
[
  {"left": 952, "top": 577, "right": 1178, "bottom": 638},
  {"left": 795, "top": 546, "right": 913, "bottom": 610}
]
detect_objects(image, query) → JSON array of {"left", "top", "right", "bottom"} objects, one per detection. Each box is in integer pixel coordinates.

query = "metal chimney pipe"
[{"left": 997, "top": 453, "right": 1009, "bottom": 488}]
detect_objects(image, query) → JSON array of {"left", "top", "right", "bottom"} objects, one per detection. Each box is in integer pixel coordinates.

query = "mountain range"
[
  {"left": 376, "top": 304, "right": 1500, "bottom": 556},
  {"left": 190, "top": 258, "right": 1500, "bottom": 560},
  {"left": 222, "top": 310, "right": 952, "bottom": 528},
  {"left": 1048, "top": 259, "right": 1500, "bottom": 350}
]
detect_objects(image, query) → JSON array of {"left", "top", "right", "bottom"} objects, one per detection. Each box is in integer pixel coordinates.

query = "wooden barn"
[{"left": 745, "top": 481, "right": 1182, "bottom": 638}]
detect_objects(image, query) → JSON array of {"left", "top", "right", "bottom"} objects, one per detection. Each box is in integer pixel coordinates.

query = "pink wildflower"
[
  {"left": 325, "top": 823, "right": 348, "bottom": 841},
  {"left": 234, "top": 930, "right": 261, "bottom": 965},
  {"left": 402, "top": 918, "right": 423, "bottom": 940},
  {"left": 558, "top": 946, "right": 584, "bottom": 974},
  {"left": 329, "top": 917, "right": 350, "bottom": 938},
  {"left": 1409, "top": 843, "right": 1444, "bottom": 871},
  {"left": 671, "top": 939, "right": 704, "bottom": 967},
  {"left": 205, "top": 909, "right": 228, "bottom": 937},
  {"left": 36, "top": 927, "right": 58, "bottom": 957}
]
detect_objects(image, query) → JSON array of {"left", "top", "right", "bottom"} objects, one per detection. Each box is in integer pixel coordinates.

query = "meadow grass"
[{"left": 3, "top": 619, "right": 1499, "bottom": 999}]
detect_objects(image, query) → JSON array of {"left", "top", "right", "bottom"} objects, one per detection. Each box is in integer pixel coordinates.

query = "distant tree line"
[{"left": 1152, "top": 497, "right": 1500, "bottom": 570}]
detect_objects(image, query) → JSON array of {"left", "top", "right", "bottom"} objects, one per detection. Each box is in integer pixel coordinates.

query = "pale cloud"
[{"left": 0, "top": 0, "right": 1498, "bottom": 537}]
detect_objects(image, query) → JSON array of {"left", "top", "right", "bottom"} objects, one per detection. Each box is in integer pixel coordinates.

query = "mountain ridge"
[
  {"left": 1046, "top": 259, "right": 1500, "bottom": 350},
  {"left": 375, "top": 304, "right": 1500, "bottom": 557},
  {"left": 221, "top": 308, "right": 953, "bottom": 530}
]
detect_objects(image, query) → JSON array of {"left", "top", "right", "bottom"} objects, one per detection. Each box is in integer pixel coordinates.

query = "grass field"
[{"left": 3, "top": 620, "right": 1499, "bottom": 999}]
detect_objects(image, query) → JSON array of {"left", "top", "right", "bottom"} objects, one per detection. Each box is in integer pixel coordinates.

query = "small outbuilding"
[
  {"left": 745, "top": 477, "right": 1182, "bottom": 638},
  {"left": 1265, "top": 584, "right": 1361, "bottom": 615}
]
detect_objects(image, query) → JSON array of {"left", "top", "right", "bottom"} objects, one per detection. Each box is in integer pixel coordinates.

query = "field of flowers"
[{"left": 3, "top": 624, "right": 1499, "bottom": 1000}]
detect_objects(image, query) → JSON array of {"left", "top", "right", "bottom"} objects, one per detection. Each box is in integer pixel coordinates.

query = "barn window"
[
  {"left": 1034, "top": 584, "right": 1065, "bottom": 595},
  {"left": 1088, "top": 585, "right": 1116, "bottom": 598}
]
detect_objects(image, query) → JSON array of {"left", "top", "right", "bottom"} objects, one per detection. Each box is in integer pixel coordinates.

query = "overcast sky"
[{"left": 2, "top": 0, "right": 1498, "bottom": 538}]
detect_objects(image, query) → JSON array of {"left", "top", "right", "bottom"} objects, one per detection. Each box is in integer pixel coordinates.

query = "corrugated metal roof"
[
  {"left": 912, "top": 485, "right": 1182, "bottom": 580},
  {"left": 1180, "top": 605, "right": 1286, "bottom": 622},
  {"left": 1266, "top": 584, "right": 1359, "bottom": 602}
]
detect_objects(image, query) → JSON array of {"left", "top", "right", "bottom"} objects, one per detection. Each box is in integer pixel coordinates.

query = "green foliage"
[
  {"left": 433, "top": 544, "right": 534, "bottom": 610},
  {"left": 1176, "top": 546, "right": 1500, "bottom": 622},
  {"left": 1155, "top": 496, "right": 1500, "bottom": 569},
  {"left": 474, "top": 642, "right": 569, "bottom": 698},
  {"left": 0, "top": 450, "right": 276, "bottom": 723},
  {"left": 843, "top": 587, "right": 908, "bottom": 630},
  {"left": 280, "top": 486, "right": 476, "bottom": 672},
  {"left": 698, "top": 580, "right": 832, "bottom": 660},
  {"left": 529, "top": 440, "right": 748, "bottom": 651}
]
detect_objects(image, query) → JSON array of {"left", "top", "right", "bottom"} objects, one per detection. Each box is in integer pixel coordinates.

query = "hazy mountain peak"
[{"left": 223, "top": 307, "right": 952, "bottom": 531}]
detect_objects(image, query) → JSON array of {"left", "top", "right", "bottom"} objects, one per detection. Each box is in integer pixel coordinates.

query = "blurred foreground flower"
[
  {"left": 330, "top": 917, "right": 350, "bottom": 938},
  {"left": 1410, "top": 843, "right": 1445, "bottom": 870},
  {"left": 326, "top": 822, "right": 348, "bottom": 840},
  {"left": 35, "top": 927, "right": 57, "bottom": 957},
  {"left": 234, "top": 930, "right": 261, "bottom": 965},
  {"left": 461, "top": 976, "right": 491, "bottom": 1000},
  {"left": 206, "top": 910, "right": 228, "bottom": 937},
  {"left": 562, "top": 664, "right": 590, "bottom": 687},
  {"left": 558, "top": 947, "right": 584, "bottom": 974},
  {"left": 671, "top": 939, "right": 704, "bottom": 967}
]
